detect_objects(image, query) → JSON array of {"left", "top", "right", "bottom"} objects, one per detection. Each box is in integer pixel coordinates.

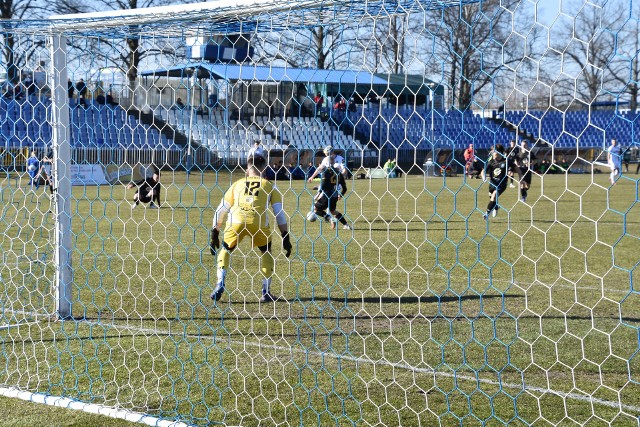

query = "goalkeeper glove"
[
  {"left": 282, "top": 232, "right": 292, "bottom": 258},
  {"left": 210, "top": 228, "right": 220, "bottom": 256}
]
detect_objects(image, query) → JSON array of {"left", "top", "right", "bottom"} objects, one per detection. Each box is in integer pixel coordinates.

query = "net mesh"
[{"left": 1, "top": 0, "right": 640, "bottom": 425}]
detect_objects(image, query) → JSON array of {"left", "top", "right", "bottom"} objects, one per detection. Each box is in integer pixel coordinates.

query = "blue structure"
[
  {"left": 332, "top": 106, "right": 513, "bottom": 151},
  {"left": 505, "top": 110, "right": 640, "bottom": 148},
  {"left": 0, "top": 97, "right": 178, "bottom": 150}
]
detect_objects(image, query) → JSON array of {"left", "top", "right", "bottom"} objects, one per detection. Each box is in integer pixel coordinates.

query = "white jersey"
[
  {"left": 248, "top": 145, "right": 265, "bottom": 160},
  {"left": 320, "top": 156, "right": 332, "bottom": 170},
  {"left": 333, "top": 155, "right": 346, "bottom": 173}
]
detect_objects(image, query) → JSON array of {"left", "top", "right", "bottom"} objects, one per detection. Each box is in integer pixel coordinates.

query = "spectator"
[
  {"left": 24, "top": 76, "right": 36, "bottom": 98},
  {"left": 275, "top": 161, "right": 288, "bottom": 180},
  {"left": 383, "top": 158, "right": 396, "bottom": 178},
  {"left": 623, "top": 147, "right": 631, "bottom": 173},
  {"left": 334, "top": 95, "right": 346, "bottom": 111},
  {"left": 306, "top": 162, "right": 316, "bottom": 179},
  {"left": 264, "top": 163, "right": 276, "bottom": 180},
  {"left": 313, "top": 92, "right": 324, "bottom": 116},
  {"left": 540, "top": 159, "right": 550, "bottom": 174},
  {"left": 95, "top": 91, "right": 106, "bottom": 105},
  {"left": 175, "top": 98, "right": 185, "bottom": 109},
  {"left": 348, "top": 97, "right": 357, "bottom": 112},
  {"left": 12, "top": 83, "right": 23, "bottom": 100},
  {"left": 288, "top": 162, "right": 305, "bottom": 180},
  {"left": 39, "top": 149, "right": 56, "bottom": 212},
  {"left": 464, "top": 144, "right": 474, "bottom": 178},
  {"left": 468, "top": 157, "right": 483, "bottom": 178},
  {"left": 76, "top": 78, "right": 88, "bottom": 107},
  {"left": 393, "top": 158, "right": 402, "bottom": 178},
  {"left": 67, "top": 78, "right": 75, "bottom": 99},
  {"left": 106, "top": 91, "right": 118, "bottom": 106},
  {"left": 248, "top": 140, "right": 263, "bottom": 160}
]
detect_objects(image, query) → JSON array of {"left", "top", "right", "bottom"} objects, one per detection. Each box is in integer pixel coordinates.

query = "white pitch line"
[
  {"left": 0, "top": 386, "right": 193, "bottom": 427},
  {"left": 76, "top": 319, "right": 640, "bottom": 415},
  {"left": 0, "top": 321, "right": 40, "bottom": 331},
  {"left": 3, "top": 310, "right": 638, "bottom": 414}
]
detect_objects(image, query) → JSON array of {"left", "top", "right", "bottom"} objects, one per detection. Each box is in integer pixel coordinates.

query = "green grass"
[{"left": 1, "top": 170, "right": 639, "bottom": 426}]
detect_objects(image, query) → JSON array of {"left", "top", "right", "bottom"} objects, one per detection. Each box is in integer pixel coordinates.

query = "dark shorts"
[
  {"left": 520, "top": 167, "right": 532, "bottom": 185},
  {"left": 315, "top": 194, "right": 338, "bottom": 213},
  {"left": 508, "top": 160, "right": 519, "bottom": 175},
  {"left": 488, "top": 183, "right": 507, "bottom": 197},
  {"left": 136, "top": 186, "right": 157, "bottom": 203}
]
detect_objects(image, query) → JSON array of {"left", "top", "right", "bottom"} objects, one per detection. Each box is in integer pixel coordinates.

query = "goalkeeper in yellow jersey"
[{"left": 209, "top": 148, "right": 292, "bottom": 303}]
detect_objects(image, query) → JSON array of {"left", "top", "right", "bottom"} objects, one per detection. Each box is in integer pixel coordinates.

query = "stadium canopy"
[{"left": 140, "top": 62, "right": 417, "bottom": 95}]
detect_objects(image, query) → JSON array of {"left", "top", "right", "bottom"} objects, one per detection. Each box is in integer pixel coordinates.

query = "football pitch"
[{"left": 1, "top": 170, "right": 639, "bottom": 426}]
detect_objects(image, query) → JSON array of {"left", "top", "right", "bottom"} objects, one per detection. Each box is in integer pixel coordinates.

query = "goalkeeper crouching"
[{"left": 209, "top": 149, "right": 292, "bottom": 303}]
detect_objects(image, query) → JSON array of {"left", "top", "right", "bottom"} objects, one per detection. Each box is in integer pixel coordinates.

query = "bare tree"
[
  {"left": 551, "top": 1, "right": 623, "bottom": 109},
  {"left": 372, "top": 14, "right": 412, "bottom": 75},
  {"left": 52, "top": 0, "right": 197, "bottom": 101},
  {"left": 601, "top": 1, "right": 640, "bottom": 113},
  {"left": 0, "top": 0, "right": 47, "bottom": 83},
  {"left": 252, "top": 9, "right": 360, "bottom": 70},
  {"left": 423, "top": 0, "right": 532, "bottom": 110}
]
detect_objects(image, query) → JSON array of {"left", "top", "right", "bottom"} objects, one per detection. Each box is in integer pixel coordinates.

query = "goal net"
[{"left": 1, "top": 0, "right": 639, "bottom": 425}]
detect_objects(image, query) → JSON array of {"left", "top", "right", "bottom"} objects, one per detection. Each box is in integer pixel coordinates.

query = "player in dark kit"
[
  {"left": 517, "top": 140, "right": 534, "bottom": 202},
  {"left": 128, "top": 167, "right": 161, "bottom": 208},
  {"left": 308, "top": 146, "right": 352, "bottom": 230},
  {"left": 481, "top": 144, "right": 509, "bottom": 219},
  {"left": 506, "top": 139, "right": 519, "bottom": 188},
  {"left": 317, "top": 165, "right": 349, "bottom": 230}
]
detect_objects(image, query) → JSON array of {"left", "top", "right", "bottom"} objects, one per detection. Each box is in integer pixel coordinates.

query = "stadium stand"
[
  {"left": 332, "top": 105, "right": 514, "bottom": 151},
  {"left": 0, "top": 96, "right": 178, "bottom": 150},
  {"left": 153, "top": 106, "right": 369, "bottom": 161},
  {"left": 505, "top": 110, "right": 639, "bottom": 148}
]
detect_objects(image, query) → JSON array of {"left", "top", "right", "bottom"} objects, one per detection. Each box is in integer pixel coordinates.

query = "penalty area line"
[{"left": 81, "top": 319, "right": 640, "bottom": 415}]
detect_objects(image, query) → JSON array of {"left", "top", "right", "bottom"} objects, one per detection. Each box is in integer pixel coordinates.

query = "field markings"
[
  {"left": 75, "top": 318, "right": 640, "bottom": 415},
  {"left": 0, "top": 385, "right": 193, "bottom": 427}
]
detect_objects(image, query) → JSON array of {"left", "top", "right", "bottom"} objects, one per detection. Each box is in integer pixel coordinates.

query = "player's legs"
[
  {"left": 314, "top": 195, "right": 331, "bottom": 222},
  {"left": 211, "top": 227, "right": 242, "bottom": 301},
  {"left": 152, "top": 186, "right": 161, "bottom": 207},
  {"left": 486, "top": 188, "right": 497, "bottom": 214},
  {"left": 28, "top": 171, "right": 38, "bottom": 189},
  {"left": 258, "top": 243, "right": 275, "bottom": 301},
  {"left": 213, "top": 226, "right": 274, "bottom": 302},
  {"left": 328, "top": 196, "right": 349, "bottom": 229},
  {"left": 135, "top": 191, "right": 152, "bottom": 207},
  {"left": 41, "top": 170, "right": 55, "bottom": 212},
  {"left": 42, "top": 167, "right": 55, "bottom": 194},
  {"left": 485, "top": 186, "right": 504, "bottom": 218},
  {"left": 252, "top": 229, "right": 277, "bottom": 301},
  {"left": 609, "top": 162, "right": 620, "bottom": 184},
  {"left": 520, "top": 170, "right": 531, "bottom": 202}
]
